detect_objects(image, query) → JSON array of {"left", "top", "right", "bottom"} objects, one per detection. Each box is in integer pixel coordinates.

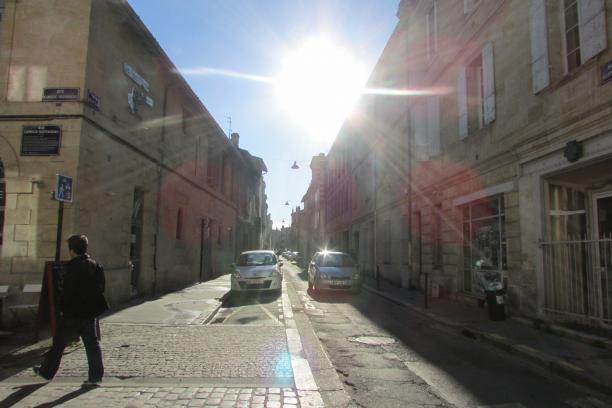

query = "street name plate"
[
  {"left": 42, "top": 87, "right": 80, "bottom": 102},
  {"left": 602, "top": 60, "right": 612, "bottom": 84},
  {"left": 21, "top": 125, "right": 61, "bottom": 156}
]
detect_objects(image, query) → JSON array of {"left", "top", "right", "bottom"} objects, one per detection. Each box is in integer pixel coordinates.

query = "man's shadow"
[{"left": 0, "top": 383, "right": 97, "bottom": 408}]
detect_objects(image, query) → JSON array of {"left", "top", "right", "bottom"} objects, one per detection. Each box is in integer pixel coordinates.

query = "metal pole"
[{"left": 54, "top": 201, "right": 64, "bottom": 261}]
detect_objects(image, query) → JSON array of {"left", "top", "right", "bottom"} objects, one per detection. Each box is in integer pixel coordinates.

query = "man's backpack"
[{"left": 84, "top": 262, "right": 109, "bottom": 318}]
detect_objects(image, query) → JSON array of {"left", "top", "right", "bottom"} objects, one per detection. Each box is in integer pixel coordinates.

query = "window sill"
[{"left": 545, "top": 57, "right": 598, "bottom": 93}]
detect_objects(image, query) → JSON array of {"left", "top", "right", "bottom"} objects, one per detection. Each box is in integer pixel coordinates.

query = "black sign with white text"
[
  {"left": 21, "top": 125, "right": 61, "bottom": 156},
  {"left": 42, "top": 88, "right": 80, "bottom": 102}
]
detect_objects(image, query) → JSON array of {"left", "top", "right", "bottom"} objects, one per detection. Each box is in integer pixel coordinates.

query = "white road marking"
[
  {"left": 476, "top": 404, "right": 526, "bottom": 408},
  {"left": 281, "top": 281, "right": 324, "bottom": 407},
  {"left": 256, "top": 302, "right": 283, "bottom": 325}
]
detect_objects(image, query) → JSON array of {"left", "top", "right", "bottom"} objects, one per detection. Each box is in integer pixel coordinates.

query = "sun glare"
[{"left": 276, "top": 38, "right": 367, "bottom": 142}]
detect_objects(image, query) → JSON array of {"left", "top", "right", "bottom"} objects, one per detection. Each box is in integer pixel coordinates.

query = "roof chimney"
[{"left": 230, "top": 132, "right": 240, "bottom": 147}]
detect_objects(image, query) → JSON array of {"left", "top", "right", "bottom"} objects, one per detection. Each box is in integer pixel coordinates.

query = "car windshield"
[
  {"left": 316, "top": 253, "right": 356, "bottom": 267},
  {"left": 236, "top": 253, "right": 277, "bottom": 266}
]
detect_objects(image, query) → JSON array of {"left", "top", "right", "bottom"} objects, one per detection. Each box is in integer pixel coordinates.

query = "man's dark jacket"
[{"left": 60, "top": 254, "right": 107, "bottom": 318}]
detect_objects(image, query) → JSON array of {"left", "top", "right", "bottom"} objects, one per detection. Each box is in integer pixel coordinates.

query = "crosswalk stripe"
[{"left": 564, "top": 397, "right": 609, "bottom": 408}]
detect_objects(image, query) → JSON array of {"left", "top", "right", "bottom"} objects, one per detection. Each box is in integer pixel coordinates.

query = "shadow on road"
[
  {"left": 31, "top": 384, "right": 98, "bottom": 408},
  {"left": 225, "top": 291, "right": 281, "bottom": 307},
  {"left": 0, "top": 383, "right": 47, "bottom": 408},
  {"left": 307, "top": 289, "right": 360, "bottom": 304}
]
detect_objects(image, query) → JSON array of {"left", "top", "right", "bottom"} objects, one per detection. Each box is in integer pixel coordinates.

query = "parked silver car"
[
  {"left": 308, "top": 251, "right": 361, "bottom": 292},
  {"left": 231, "top": 250, "right": 283, "bottom": 293}
]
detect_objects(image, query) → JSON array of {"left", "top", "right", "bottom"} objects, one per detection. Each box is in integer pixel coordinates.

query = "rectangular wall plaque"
[{"left": 21, "top": 125, "right": 61, "bottom": 156}]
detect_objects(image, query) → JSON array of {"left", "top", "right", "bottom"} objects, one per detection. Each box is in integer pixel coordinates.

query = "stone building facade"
[
  {"left": 0, "top": 0, "right": 265, "bottom": 318},
  {"left": 322, "top": 0, "right": 612, "bottom": 328}
]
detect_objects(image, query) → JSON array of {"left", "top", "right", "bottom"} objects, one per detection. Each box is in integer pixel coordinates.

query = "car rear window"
[
  {"left": 317, "top": 253, "right": 356, "bottom": 267},
  {"left": 237, "top": 253, "right": 277, "bottom": 266}
]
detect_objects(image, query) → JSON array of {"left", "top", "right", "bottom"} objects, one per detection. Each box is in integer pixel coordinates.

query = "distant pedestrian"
[{"left": 34, "top": 234, "right": 108, "bottom": 384}]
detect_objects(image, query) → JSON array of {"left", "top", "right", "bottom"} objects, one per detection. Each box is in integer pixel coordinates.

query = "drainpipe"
[{"left": 373, "top": 148, "right": 378, "bottom": 281}]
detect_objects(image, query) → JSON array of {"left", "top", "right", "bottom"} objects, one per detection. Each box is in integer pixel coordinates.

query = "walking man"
[{"left": 35, "top": 234, "right": 107, "bottom": 383}]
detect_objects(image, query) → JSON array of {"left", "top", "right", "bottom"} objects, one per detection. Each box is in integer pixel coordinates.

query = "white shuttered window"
[
  {"left": 578, "top": 0, "right": 607, "bottom": 64},
  {"left": 427, "top": 96, "right": 441, "bottom": 156},
  {"left": 482, "top": 42, "right": 496, "bottom": 125},
  {"left": 457, "top": 66, "right": 468, "bottom": 139},
  {"left": 530, "top": 0, "right": 550, "bottom": 93}
]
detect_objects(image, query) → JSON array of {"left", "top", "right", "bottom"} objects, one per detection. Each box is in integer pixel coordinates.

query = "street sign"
[
  {"left": 602, "top": 60, "right": 612, "bottom": 84},
  {"left": 21, "top": 125, "right": 61, "bottom": 156},
  {"left": 123, "top": 62, "right": 150, "bottom": 92},
  {"left": 54, "top": 174, "right": 73, "bottom": 202},
  {"left": 42, "top": 87, "right": 80, "bottom": 102},
  {"left": 87, "top": 89, "right": 101, "bottom": 111}
]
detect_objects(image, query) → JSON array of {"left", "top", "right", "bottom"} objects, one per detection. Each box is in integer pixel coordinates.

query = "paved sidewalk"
[
  {"left": 0, "top": 383, "right": 301, "bottom": 407},
  {"left": 363, "top": 277, "right": 612, "bottom": 396},
  {"left": 0, "top": 275, "right": 309, "bottom": 407}
]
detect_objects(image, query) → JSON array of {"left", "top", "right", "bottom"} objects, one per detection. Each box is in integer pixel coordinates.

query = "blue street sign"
[{"left": 54, "top": 174, "right": 73, "bottom": 202}]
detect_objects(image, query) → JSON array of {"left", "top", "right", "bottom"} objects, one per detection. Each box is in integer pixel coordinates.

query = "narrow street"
[
  {"left": 281, "top": 260, "right": 612, "bottom": 408},
  {"left": 1, "top": 261, "right": 611, "bottom": 407}
]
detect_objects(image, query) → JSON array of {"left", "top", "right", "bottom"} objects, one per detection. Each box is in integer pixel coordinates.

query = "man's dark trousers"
[{"left": 40, "top": 317, "right": 103, "bottom": 380}]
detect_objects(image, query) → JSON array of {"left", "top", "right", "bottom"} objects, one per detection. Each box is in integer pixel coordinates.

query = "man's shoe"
[
  {"left": 83, "top": 377, "right": 102, "bottom": 385},
  {"left": 32, "top": 366, "right": 52, "bottom": 381}
]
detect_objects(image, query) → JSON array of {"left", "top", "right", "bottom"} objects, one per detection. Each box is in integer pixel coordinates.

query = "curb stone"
[
  {"left": 362, "top": 284, "right": 612, "bottom": 396},
  {"left": 202, "top": 290, "right": 232, "bottom": 325},
  {"left": 512, "top": 316, "right": 612, "bottom": 351}
]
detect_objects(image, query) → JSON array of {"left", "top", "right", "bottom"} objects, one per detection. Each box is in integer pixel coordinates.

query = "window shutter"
[
  {"left": 579, "top": 0, "right": 607, "bottom": 63},
  {"left": 412, "top": 103, "right": 428, "bottom": 160},
  {"left": 457, "top": 66, "right": 468, "bottom": 139},
  {"left": 482, "top": 42, "right": 496, "bottom": 125},
  {"left": 427, "top": 96, "right": 440, "bottom": 156},
  {"left": 529, "top": 0, "right": 550, "bottom": 93}
]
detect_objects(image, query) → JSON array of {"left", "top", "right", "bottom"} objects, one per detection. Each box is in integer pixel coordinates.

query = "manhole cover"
[{"left": 349, "top": 335, "right": 395, "bottom": 346}]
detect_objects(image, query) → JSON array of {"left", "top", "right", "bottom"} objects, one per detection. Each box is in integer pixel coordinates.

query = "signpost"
[
  {"left": 53, "top": 174, "right": 73, "bottom": 261},
  {"left": 35, "top": 174, "right": 74, "bottom": 341}
]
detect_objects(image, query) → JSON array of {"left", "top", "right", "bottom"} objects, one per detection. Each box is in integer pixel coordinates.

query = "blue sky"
[{"left": 128, "top": 0, "right": 400, "bottom": 228}]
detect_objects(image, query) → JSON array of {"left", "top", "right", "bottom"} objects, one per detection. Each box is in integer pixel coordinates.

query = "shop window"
[{"left": 462, "top": 196, "right": 507, "bottom": 293}]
